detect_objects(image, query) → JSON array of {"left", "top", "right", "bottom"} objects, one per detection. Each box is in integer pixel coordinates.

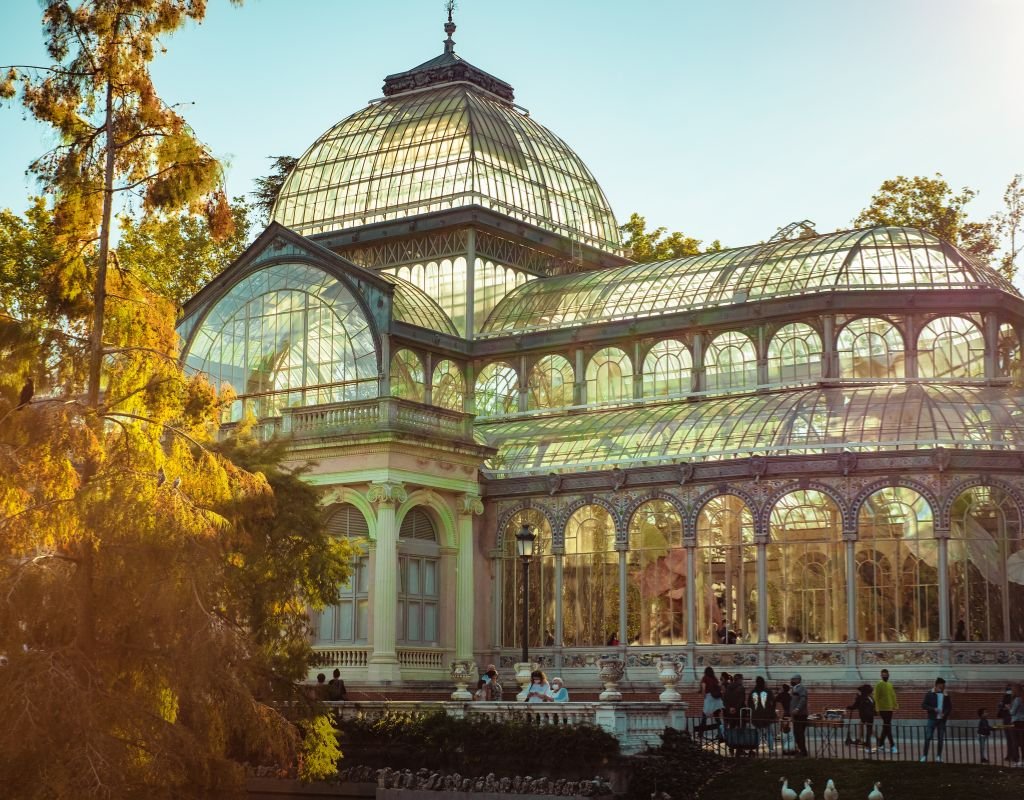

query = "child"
[
  {"left": 977, "top": 707, "right": 992, "bottom": 763},
  {"left": 847, "top": 684, "right": 876, "bottom": 752}
]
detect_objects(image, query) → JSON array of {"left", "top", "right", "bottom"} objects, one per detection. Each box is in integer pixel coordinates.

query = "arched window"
[
  {"left": 767, "top": 323, "right": 822, "bottom": 385},
  {"left": 183, "top": 263, "right": 378, "bottom": 421},
  {"left": 315, "top": 504, "right": 370, "bottom": 645},
  {"left": 768, "top": 490, "right": 845, "bottom": 643},
  {"left": 917, "top": 316, "right": 984, "bottom": 379},
  {"left": 397, "top": 507, "right": 440, "bottom": 645},
  {"left": 390, "top": 349, "right": 425, "bottom": 402},
  {"left": 695, "top": 495, "right": 755, "bottom": 643},
  {"left": 586, "top": 347, "right": 632, "bottom": 405},
  {"left": 475, "top": 361, "right": 518, "bottom": 417},
  {"left": 643, "top": 340, "right": 692, "bottom": 398},
  {"left": 431, "top": 359, "right": 465, "bottom": 412},
  {"left": 528, "top": 354, "right": 575, "bottom": 410},
  {"left": 837, "top": 317, "right": 905, "bottom": 379},
  {"left": 857, "top": 487, "right": 937, "bottom": 642},
  {"left": 998, "top": 323, "right": 1020, "bottom": 379},
  {"left": 500, "top": 510, "right": 555, "bottom": 649},
  {"left": 704, "top": 331, "right": 757, "bottom": 393},
  {"left": 949, "top": 486, "right": 1024, "bottom": 642},
  {"left": 563, "top": 505, "right": 619, "bottom": 647},
  {"left": 627, "top": 500, "right": 686, "bottom": 645}
]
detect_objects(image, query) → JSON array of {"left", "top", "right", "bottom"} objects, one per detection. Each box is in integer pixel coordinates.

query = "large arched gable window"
[
  {"left": 704, "top": 331, "right": 757, "bottom": 393},
  {"left": 837, "top": 317, "right": 904, "bottom": 379},
  {"left": 768, "top": 490, "right": 845, "bottom": 643},
  {"left": 767, "top": 323, "right": 822, "bottom": 385},
  {"left": 627, "top": 500, "right": 686, "bottom": 645},
  {"left": 500, "top": 509, "right": 555, "bottom": 649},
  {"left": 475, "top": 361, "right": 518, "bottom": 417},
  {"left": 184, "top": 263, "right": 378, "bottom": 421},
  {"left": 695, "top": 495, "right": 755, "bottom": 643},
  {"left": 315, "top": 503, "right": 370, "bottom": 645},
  {"left": 528, "top": 354, "right": 575, "bottom": 411},
  {"left": 390, "top": 349, "right": 425, "bottom": 402},
  {"left": 857, "top": 487, "right": 937, "bottom": 642},
  {"left": 917, "top": 316, "right": 984, "bottom": 379},
  {"left": 431, "top": 359, "right": 465, "bottom": 412},
  {"left": 643, "top": 340, "right": 692, "bottom": 399},
  {"left": 949, "top": 485, "right": 1024, "bottom": 642}
]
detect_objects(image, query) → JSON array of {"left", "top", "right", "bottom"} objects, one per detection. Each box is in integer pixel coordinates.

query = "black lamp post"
[{"left": 515, "top": 523, "right": 537, "bottom": 663}]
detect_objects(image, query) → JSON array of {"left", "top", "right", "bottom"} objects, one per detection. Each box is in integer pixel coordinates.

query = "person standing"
[
  {"left": 920, "top": 677, "right": 952, "bottom": 762},
  {"left": 1010, "top": 683, "right": 1024, "bottom": 767},
  {"left": 874, "top": 668, "right": 899, "bottom": 753},
  {"left": 776, "top": 683, "right": 794, "bottom": 753},
  {"left": 847, "top": 684, "right": 876, "bottom": 752},
  {"left": 790, "top": 674, "right": 809, "bottom": 757},
  {"left": 723, "top": 673, "right": 747, "bottom": 730},
  {"left": 699, "top": 666, "right": 724, "bottom": 725},
  {"left": 978, "top": 707, "right": 992, "bottom": 764},
  {"left": 998, "top": 684, "right": 1015, "bottom": 762},
  {"left": 749, "top": 676, "right": 777, "bottom": 752},
  {"left": 525, "top": 670, "right": 552, "bottom": 702},
  {"left": 327, "top": 668, "right": 347, "bottom": 701}
]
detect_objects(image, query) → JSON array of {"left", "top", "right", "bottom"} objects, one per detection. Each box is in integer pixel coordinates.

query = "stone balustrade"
[
  {"left": 280, "top": 397, "right": 474, "bottom": 441},
  {"left": 328, "top": 700, "right": 687, "bottom": 754}
]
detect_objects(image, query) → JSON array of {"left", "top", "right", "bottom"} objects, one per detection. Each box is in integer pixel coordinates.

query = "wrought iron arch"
[
  {"left": 558, "top": 496, "right": 623, "bottom": 550},
  {"left": 851, "top": 478, "right": 941, "bottom": 535},
  {"left": 686, "top": 486, "right": 762, "bottom": 540},
  {"left": 494, "top": 502, "right": 557, "bottom": 552},
  {"left": 938, "top": 475, "right": 1024, "bottom": 530},
  {"left": 624, "top": 492, "right": 690, "bottom": 544},
  {"left": 758, "top": 481, "right": 850, "bottom": 537}
]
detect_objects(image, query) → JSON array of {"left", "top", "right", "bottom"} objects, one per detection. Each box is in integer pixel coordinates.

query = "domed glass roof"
[
  {"left": 480, "top": 226, "right": 1019, "bottom": 336},
  {"left": 271, "top": 53, "right": 620, "bottom": 251}
]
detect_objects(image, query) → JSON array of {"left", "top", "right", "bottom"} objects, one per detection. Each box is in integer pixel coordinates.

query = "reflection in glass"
[
  {"left": 475, "top": 361, "right": 518, "bottom": 417},
  {"left": 528, "top": 354, "right": 575, "bottom": 410},
  {"left": 432, "top": 359, "right": 465, "bottom": 412},
  {"left": 768, "top": 490, "right": 846, "bottom": 643},
  {"left": 627, "top": 500, "right": 686, "bottom": 644},
  {"left": 563, "top": 505, "right": 619, "bottom": 647},
  {"left": 856, "top": 487, "right": 937, "bottom": 642},
  {"left": 500, "top": 509, "right": 555, "bottom": 649},
  {"left": 838, "top": 317, "right": 905, "bottom": 379},
  {"left": 998, "top": 323, "right": 1020, "bottom": 379},
  {"left": 390, "top": 349, "right": 425, "bottom": 402},
  {"left": 949, "top": 486, "right": 1024, "bottom": 641},
  {"left": 917, "top": 316, "right": 984, "bottom": 379},
  {"left": 696, "top": 495, "right": 755, "bottom": 643}
]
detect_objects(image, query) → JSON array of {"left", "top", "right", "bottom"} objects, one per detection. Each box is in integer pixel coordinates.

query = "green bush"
[
  {"left": 624, "top": 728, "right": 734, "bottom": 800},
  {"left": 337, "top": 709, "right": 619, "bottom": 775}
]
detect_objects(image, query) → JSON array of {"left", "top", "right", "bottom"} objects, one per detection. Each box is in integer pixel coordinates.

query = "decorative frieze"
[{"left": 859, "top": 649, "right": 940, "bottom": 665}]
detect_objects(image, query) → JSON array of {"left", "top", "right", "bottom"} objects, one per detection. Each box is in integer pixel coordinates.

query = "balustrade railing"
[
  {"left": 315, "top": 648, "right": 370, "bottom": 668},
  {"left": 280, "top": 397, "right": 473, "bottom": 441},
  {"left": 397, "top": 649, "right": 445, "bottom": 669}
]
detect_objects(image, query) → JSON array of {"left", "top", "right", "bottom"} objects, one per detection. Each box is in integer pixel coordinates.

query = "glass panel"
[
  {"left": 390, "top": 348, "right": 425, "bottom": 402},
  {"left": 475, "top": 361, "right": 519, "bottom": 417},
  {"left": 695, "top": 495, "right": 755, "bottom": 643},
  {"left": 424, "top": 603, "right": 438, "bottom": 642},
  {"left": 767, "top": 490, "right": 846, "bottom": 643},
  {"left": 837, "top": 317, "right": 905, "bottom": 379},
  {"left": 767, "top": 323, "right": 822, "bottom": 386},
  {"left": 501, "top": 509, "right": 555, "bottom": 649},
  {"left": 528, "top": 354, "right": 575, "bottom": 410},
  {"left": 424, "top": 560, "right": 437, "bottom": 596},
  {"left": 407, "top": 559, "right": 420, "bottom": 594},
  {"left": 998, "top": 323, "right": 1020, "bottom": 379},
  {"left": 705, "top": 331, "right": 757, "bottom": 393},
  {"left": 563, "top": 504, "right": 619, "bottom": 647},
  {"left": 586, "top": 347, "right": 632, "bottom": 406},
  {"left": 643, "top": 339, "right": 692, "bottom": 399},
  {"left": 432, "top": 359, "right": 465, "bottom": 412},
  {"left": 949, "top": 486, "right": 1024, "bottom": 642},
  {"left": 407, "top": 603, "right": 420, "bottom": 641},
  {"left": 918, "top": 316, "right": 985, "bottom": 379},
  {"left": 627, "top": 500, "right": 686, "bottom": 645},
  {"left": 857, "top": 487, "right": 938, "bottom": 642}
]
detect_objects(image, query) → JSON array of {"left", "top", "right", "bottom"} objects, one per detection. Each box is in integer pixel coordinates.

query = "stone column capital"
[
  {"left": 457, "top": 493, "right": 485, "bottom": 517},
  {"left": 368, "top": 481, "right": 408, "bottom": 508}
]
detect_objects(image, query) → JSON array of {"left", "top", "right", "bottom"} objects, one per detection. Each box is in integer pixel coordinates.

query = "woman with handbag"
[{"left": 700, "top": 666, "right": 725, "bottom": 726}]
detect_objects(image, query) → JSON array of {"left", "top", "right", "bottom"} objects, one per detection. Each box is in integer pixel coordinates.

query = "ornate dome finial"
[{"left": 443, "top": 1, "right": 457, "bottom": 54}]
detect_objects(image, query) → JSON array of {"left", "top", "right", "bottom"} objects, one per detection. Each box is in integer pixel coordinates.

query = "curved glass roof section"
[
  {"left": 383, "top": 274, "right": 458, "bottom": 335},
  {"left": 479, "top": 384, "right": 1024, "bottom": 477},
  {"left": 481, "top": 227, "right": 1018, "bottom": 336},
  {"left": 271, "top": 84, "right": 621, "bottom": 252}
]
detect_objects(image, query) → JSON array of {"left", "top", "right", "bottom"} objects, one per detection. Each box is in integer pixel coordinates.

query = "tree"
[
  {"left": 252, "top": 155, "right": 298, "bottom": 226},
  {"left": 992, "top": 173, "right": 1024, "bottom": 282},
  {"left": 854, "top": 173, "right": 996, "bottom": 265},
  {"left": 619, "top": 213, "right": 722, "bottom": 262}
]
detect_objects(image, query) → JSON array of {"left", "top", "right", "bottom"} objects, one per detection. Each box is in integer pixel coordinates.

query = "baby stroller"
[{"left": 722, "top": 708, "right": 759, "bottom": 756}]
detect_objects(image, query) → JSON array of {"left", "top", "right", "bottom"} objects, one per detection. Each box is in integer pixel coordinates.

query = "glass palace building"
[{"left": 178, "top": 18, "right": 1024, "bottom": 689}]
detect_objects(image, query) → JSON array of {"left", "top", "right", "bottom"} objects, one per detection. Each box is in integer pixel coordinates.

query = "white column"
[
  {"left": 456, "top": 494, "right": 483, "bottom": 661},
  {"left": 367, "top": 481, "right": 406, "bottom": 682}
]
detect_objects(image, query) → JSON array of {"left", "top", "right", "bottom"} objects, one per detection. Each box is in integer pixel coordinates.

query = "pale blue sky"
[{"left": 1, "top": 0, "right": 1022, "bottom": 251}]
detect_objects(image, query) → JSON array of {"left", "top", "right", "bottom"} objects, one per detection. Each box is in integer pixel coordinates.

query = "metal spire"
[{"left": 443, "top": 1, "right": 457, "bottom": 54}]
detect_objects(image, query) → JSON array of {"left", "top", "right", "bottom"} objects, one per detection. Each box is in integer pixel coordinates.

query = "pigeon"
[
  {"left": 156, "top": 466, "right": 166, "bottom": 487},
  {"left": 867, "top": 783, "right": 883, "bottom": 800},
  {"left": 823, "top": 779, "right": 838, "bottom": 800},
  {"left": 799, "top": 779, "right": 814, "bottom": 800},
  {"left": 781, "top": 778, "right": 798, "bottom": 800},
  {"left": 17, "top": 377, "right": 33, "bottom": 408},
  {"left": 172, "top": 476, "right": 181, "bottom": 490}
]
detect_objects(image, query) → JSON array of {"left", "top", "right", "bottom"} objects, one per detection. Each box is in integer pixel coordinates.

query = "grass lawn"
[{"left": 698, "top": 759, "right": 1021, "bottom": 800}]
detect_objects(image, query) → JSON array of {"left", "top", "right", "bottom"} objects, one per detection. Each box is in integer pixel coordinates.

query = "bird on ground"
[
  {"left": 823, "top": 779, "right": 838, "bottom": 800},
  {"left": 18, "top": 377, "right": 33, "bottom": 408},
  {"left": 780, "top": 778, "right": 798, "bottom": 800},
  {"left": 867, "top": 783, "right": 883, "bottom": 800},
  {"left": 156, "top": 466, "right": 166, "bottom": 487},
  {"left": 799, "top": 779, "right": 814, "bottom": 800}
]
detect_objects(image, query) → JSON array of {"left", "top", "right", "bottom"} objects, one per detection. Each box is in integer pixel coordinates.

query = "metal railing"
[{"left": 683, "top": 715, "right": 1020, "bottom": 766}]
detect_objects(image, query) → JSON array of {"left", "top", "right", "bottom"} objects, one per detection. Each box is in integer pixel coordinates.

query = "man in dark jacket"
[
  {"left": 723, "top": 673, "right": 747, "bottom": 729},
  {"left": 920, "top": 677, "right": 952, "bottom": 762},
  {"left": 790, "top": 674, "right": 810, "bottom": 757}
]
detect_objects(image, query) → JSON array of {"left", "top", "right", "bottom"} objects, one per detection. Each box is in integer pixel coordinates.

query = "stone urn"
[
  {"left": 513, "top": 661, "right": 537, "bottom": 702},
  {"left": 597, "top": 656, "right": 625, "bottom": 701},
  {"left": 656, "top": 658, "right": 684, "bottom": 702},
  {"left": 449, "top": 659, "right": 476, "bottom": 701}
]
